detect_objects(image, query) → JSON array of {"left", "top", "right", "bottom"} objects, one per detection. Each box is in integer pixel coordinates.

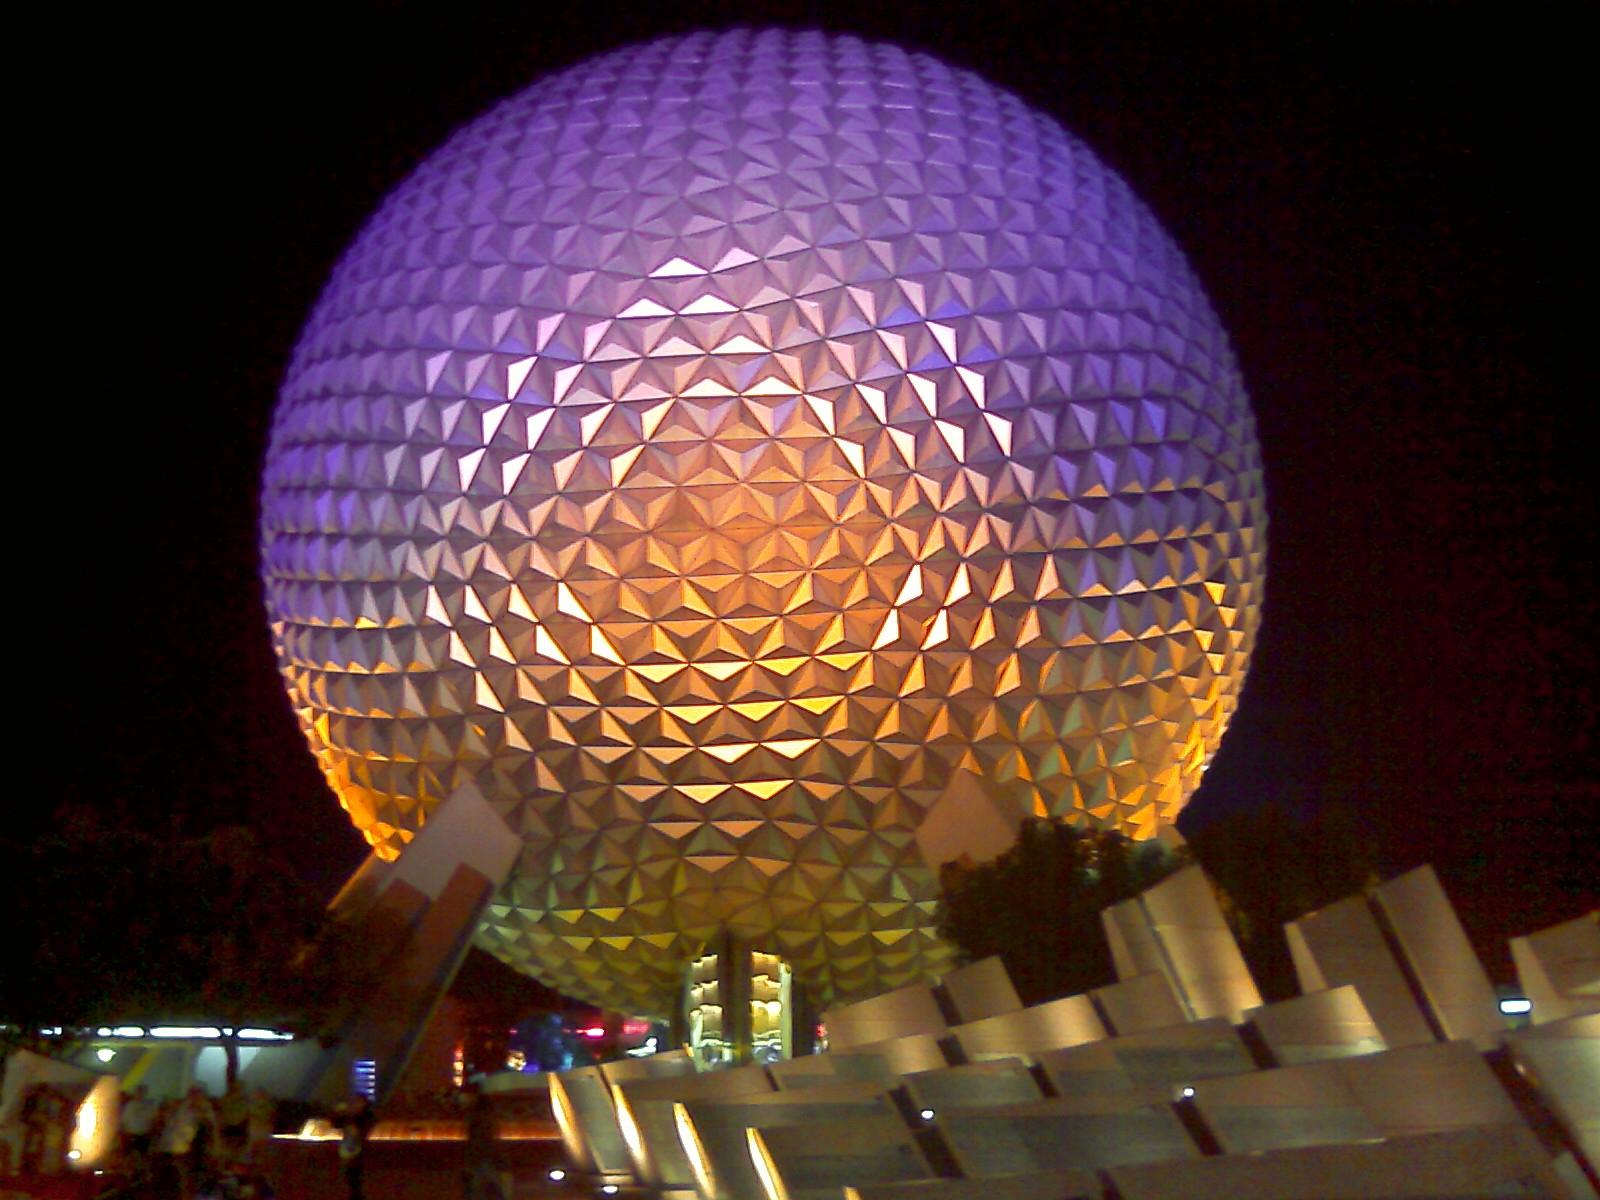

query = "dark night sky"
[{"left": 40, "top": 4, "right": 1594, "bottom": 962}]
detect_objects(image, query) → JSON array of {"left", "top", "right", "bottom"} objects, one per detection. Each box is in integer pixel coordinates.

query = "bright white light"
[
  {"left": 1182, "top": 1086, "right": 1196, "bottom": 1098},
  {"left": 150, "top": 1026, "right": 222, "bottom": 1039},
  {"left": 602, "top": 1188, "right": 619, "bottom": 1196},
  {"left": 294, "top": 1119, "right": 340, "bottom": 1141},
  {"left": 236, "top": 1027, "right": 294, "bottom": 1041},
  {"left": 547, "top": 1167, "right": 567, "bottom": 1181},
  {"left": 70, "top": 1079, "right": 122, "bottom": 1168},
  {"left": 1500, "top": 997, "right": 1534, "bottom": 1015},
  {"left": 919, "top": 1108, "right": 935, "bottom": 1121},
  {"left": 95, "top": 1048, "right": 115, "bottom": 1063}
]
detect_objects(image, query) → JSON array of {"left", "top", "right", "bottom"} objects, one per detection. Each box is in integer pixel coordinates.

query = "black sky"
[{"left": 43, "top": 4, "right": 1594, "bottom": 956}]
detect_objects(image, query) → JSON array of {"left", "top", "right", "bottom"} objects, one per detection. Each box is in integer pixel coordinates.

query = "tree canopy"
[
  {"left": 936, "top": 819, "right": 1185, "bottom": 1005},
  {"left": 1182, "top": 801, "right": 1379, "bottom": 998},
  {"left": 935, "top": 805, "right": 1382, "bottom": 1007},
  {"left": 1, "top": 812, "right": 332, "bottom": 1048},
  {"left": 4, "top": 807, "right": 584, "bottom": 1079}
]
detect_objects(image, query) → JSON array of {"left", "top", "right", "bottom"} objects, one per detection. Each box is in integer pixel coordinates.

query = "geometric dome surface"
[{"left": 261, "top": 29, "right": 1266, "bottom": 1014}]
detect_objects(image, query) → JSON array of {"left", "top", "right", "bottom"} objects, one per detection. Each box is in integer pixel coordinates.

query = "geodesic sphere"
[{"left": 261, "top": 29, "right": 1266, "bottom": 1014}]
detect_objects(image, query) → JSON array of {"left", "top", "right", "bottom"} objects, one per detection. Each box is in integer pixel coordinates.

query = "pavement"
[
  {"left": 263, "top": 1136, "right": 594, "bottom": 1199},
  {"left": 2, "top": 1138, "right": 611, "bottom": 1200}
]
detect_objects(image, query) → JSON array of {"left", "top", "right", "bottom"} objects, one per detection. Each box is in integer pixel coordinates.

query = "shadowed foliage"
[
  {"left": 935, "top": 806, "right": 1382, "bottom": 1008},
  {"left": 2, "top": 811, "right": 333, "bottom": 1069},
  {"left": 936, "top": 819, "right": 1187, "bottom": 1005},
  {"left": 1184, "top": 801, "right": 1380, "bottom": 999}
]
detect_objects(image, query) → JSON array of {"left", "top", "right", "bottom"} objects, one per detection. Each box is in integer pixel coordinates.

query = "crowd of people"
[
  {"left": 113, "top": 1079, "right": 277, "bottom": 1199},
  {"left": 11, "top": 1081, "right": 78, "bottom": 1177},
  {"left": 7, "top": 1073, "right": 520, "bottom": 1200}
]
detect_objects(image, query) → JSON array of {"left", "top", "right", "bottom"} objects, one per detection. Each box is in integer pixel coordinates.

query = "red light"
[
  {"left": 578, "top": 1026, "right": 606, "bottom": 1040},
  {"left": 621, "top": 1018, "right": 650, "bottom": 1038}
]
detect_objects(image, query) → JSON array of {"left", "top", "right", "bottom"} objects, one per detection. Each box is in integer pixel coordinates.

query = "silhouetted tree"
[
  {"left": 175, "top": 825, "right": 333, "bottom": 1078},
  {"left": 1183, "top": 801, "right": 1380, "bottom": 999},
  {"left": 2, "top": 810, "right": 332, "bottom": 1072},
  {"left": 936, "top": 819, "right": 1186, "bottom": 1005}
]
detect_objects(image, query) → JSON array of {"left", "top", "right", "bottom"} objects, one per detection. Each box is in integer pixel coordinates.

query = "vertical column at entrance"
[{"left": 684, "top": 939, "right": 811, "bottom": 1065}]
